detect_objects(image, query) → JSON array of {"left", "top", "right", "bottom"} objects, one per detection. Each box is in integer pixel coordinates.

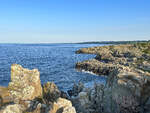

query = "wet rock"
[{"left": 8, "top": 64, "right": 43, "bottom": 102}]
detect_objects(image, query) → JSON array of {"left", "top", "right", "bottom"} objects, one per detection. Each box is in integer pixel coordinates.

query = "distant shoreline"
[
  {"left": 0, "top": 40, "right": 149, "bottom": 45},
  {"left": 75, "top": 40, "right": 150, "bottom": 44}
]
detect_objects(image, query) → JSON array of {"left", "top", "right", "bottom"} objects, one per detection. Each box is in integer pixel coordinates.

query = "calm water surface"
[{"left": 0, "top": 43, "right": 106, "bottom": 91}]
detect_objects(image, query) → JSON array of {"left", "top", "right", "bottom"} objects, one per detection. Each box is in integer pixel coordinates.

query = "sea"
[{"left": 0, "top": 43, "right": 106, "bottom": 91}]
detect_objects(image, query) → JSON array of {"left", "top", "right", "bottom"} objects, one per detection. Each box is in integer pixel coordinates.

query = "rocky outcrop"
[
  {"left": 0, "top": 64, "right": 76, "bottom": 113},
  {"left": 75, "top": 42, "right": 150, "bottom": 113},
  {"left": 76, "top": 59, "right": 118, "bottom": 76},
  {"left": 8, "top": 64, "right": 43, "bottom": 102}
]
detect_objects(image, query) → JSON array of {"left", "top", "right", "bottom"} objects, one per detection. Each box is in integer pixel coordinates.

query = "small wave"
[{"left": 80, "top": 69, "right": 98, "bottom": 76}]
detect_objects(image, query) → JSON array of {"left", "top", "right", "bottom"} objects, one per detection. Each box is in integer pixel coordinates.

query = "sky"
[{"left": 0, "top": 0, "right": 150, "bottom": 43}]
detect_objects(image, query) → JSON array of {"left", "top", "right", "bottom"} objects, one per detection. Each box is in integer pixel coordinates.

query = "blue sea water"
[{"left": 0, "top": 43, "right": 106, "bottom": 91}]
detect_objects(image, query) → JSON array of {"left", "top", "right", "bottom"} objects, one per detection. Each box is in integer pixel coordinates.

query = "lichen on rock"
[{"left": 8, "top": 64, "right": 43, "bottom": 102}]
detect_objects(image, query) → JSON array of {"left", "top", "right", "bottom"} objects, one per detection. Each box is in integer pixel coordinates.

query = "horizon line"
[{"left": 0, "top": 40, "right": 149, "bottom": 44}]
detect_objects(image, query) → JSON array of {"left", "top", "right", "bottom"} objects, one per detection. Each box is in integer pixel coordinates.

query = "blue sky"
[{"left": 0, "top": 0, "right": 150, "bottom": 43}]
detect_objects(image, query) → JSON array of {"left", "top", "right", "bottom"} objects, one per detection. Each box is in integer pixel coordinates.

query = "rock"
[
  {"left": 0, "top": 104, "right": 23, "bottom": 113},
  {"left": 78, "top": 92, "right": 89, "bottom": 106},
  {"left": 0, "top": 86, "right": 13, "bottom": 106},
  {"left": 62, "top": 106, "right": 76, "bottom": 113},
  {"left": 50, "top": 98, "right": 76, "bottom": 113},
  {"left": 0, "top": 95, "right": 2, "bottom": 107},
  {"left": 68, "top": 82, "right": 84, "bottom": 97},
  {"left": 102, "top": 70, "right": 144, "bottom": 113},
  {"left": 21, "top": 100, "right": 51, "bottom": 113},
  {"left": 56, "top": 98, "right": 72, "bottom": 108},
  {"left": 60, "top": 91, "right": 69, "bottom": 99},
  {"left": 75, "top": 43, "right": 150, "bottom": 113},
  {"left": 139, "top": 61, "right": 150, "bottom": 72},
  {"left": 30, "top": 103, "right": 42, "bottom": 113},
  {"left": 49, "top": 102, "right": 59, "bottom": 113},
  {"left": 43, "top": 82, "right": 61, "bottom": 103},
  {"left": 8, "top": 64, "right": 42, "bottom": 102},
  {"left": 56, "top": 98, "right": 76, "bottom": 113},
  {"left": 22, "top": 100, "right": 41, "bottom": 112},
  {"left": 27, "top": 103, "right": 50, "bottom": 113},
  {"left": 70, "top": 83, "right": 104, "bottom": 113},
  {"left": 76, "top": 59, "right": 117, "bottom": 76},
  {"left": 0, "top": 64, "right": 76, "bottom": 113}
]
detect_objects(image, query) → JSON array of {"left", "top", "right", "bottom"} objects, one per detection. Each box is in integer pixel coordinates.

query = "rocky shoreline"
[
  {"left": 74, "top": 42, "right": 150, "bottom": 113},
  {"left": 0, "top": 64, "right": 76, "bottom": 113},
  {"left": 0, "top": 42, "right": 150, "bottom": 113}
]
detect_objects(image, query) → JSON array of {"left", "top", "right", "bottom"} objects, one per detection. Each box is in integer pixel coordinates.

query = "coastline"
[
  {"left": 74, "top": 41, "right": 150, "bottom": 113},
  {"left": 0, "top": 41, "right": 150, "bottom": 113}
]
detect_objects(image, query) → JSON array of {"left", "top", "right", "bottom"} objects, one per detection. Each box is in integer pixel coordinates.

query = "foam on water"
[{"left": 81, "top": 69, "right": 98, "bottom": 76}]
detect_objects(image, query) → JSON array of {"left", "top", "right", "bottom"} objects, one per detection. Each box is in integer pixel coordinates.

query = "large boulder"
[
  {"left": 102, "top": 69, "right": 143, "bottom": 113},
  {"left": 73, "top": 68, "right": 150, "bottom": 113},
  {"left": 8, "top": 64, "right": 42, "bottom": 102}
]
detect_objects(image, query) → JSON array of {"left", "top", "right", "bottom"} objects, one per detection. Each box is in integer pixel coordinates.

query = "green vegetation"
[
  {"left": 133, "top": 42, "right": 150, "bottom": 73},
  {"left": 134, "top": 42, "right": 150, "bottom": 55},
  {"left": 76, "top": 40, "right": 150, "bottom": 45}
]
